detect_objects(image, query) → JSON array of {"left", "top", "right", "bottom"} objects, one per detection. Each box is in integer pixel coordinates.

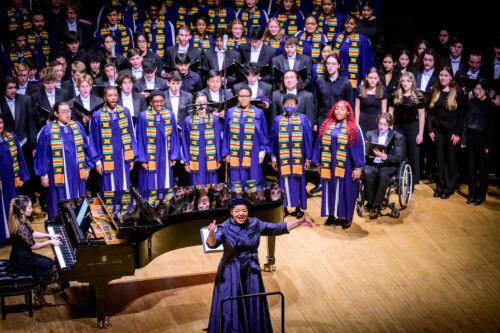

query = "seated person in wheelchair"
[{"left": 364, "top": 113, "right": 405, "bottom": 215}]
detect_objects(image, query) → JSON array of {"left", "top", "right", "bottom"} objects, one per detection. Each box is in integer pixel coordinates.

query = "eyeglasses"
[
  {"left": 58, "top": 110, "right": 72, "bottom": 115},
  {"left": 238, "top": 95, "right": 251, "bottom": 98},
  {"left": 325, "top": 62, "right": 338, "bottom": 66}
]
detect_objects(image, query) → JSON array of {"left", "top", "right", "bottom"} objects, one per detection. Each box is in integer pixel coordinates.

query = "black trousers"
[
  {"left": 434, "top": 127, "right": 458, "bottom": 195},
  {"left": 364, "top": 164, "right": 398, "bottom": 208},
  {"left": 395, "top": 121, "right": 420, "bottom": 183},
  {"left": 467, "top": 129, "right": 489, "bottom": 200}
]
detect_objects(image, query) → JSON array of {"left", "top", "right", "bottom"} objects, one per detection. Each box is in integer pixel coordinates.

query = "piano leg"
[
  {"left": 264, "top": 235, "right": 276, "bottom": 272},
  {"left": 91, "top": 283, "right": 111, "bottom": 329}
]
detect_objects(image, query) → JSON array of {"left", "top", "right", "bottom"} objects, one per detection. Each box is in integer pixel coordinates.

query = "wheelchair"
[{"left": 356, "top": 160, "right": 413, "bottom": 218}]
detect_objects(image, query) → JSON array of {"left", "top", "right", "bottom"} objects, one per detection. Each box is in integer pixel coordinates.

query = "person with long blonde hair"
[
  {"left": 389, "top": 72, "right": 425, "bottom": 184},
  {"left": 262, "top": 17, "right": 285, "bottom": 54},
  {"left": 312, "top": 100, "right": 365, "bottom": 229},
  {"left": 8, "top": 195, "right": 66, "bottom": 306},
  {"left": 427, "top": 66, "right": 465, "bottom": 199}
]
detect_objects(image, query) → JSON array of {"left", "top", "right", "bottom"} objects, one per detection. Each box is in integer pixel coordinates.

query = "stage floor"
[{"left": 1, "top": 182, "right": 500, "bottom": 332}]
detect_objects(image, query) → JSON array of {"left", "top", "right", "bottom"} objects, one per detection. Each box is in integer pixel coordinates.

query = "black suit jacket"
[
  {"left": 133, "top": 76, "right": 169, "bottom": 93},
  {"left": 0, "top": 94, "right": 37, "bottom": 150},
  {"left": 59, "top": 20, "right": 93, "bottom": 49},
  {"left": 165, "top": 44, "right": 202, "bottom": 68},
  {"left": 238, "top": 44, "right": 277, "bottom": 83},
  {"left": 271, "top": 90, "right": 317, "bottom": 127},
  {"left": 203, "top": 49, "right": 241, "bottom": 87},
  {"left": 164, "top": 90, "right": 193, "bottom": 129},
  {"left": 31, "top": 88, "right": 69, "bottom": 133},
  {"left": 70, "top": 94, "right": 105, "bottom": 132},
  {"left": 414, "top": 69, "right": 439, "bottom": 95},
  {"left": 271, "top": 53, "right": 312, "bottom": 89},
  {"left": 365, "top": 129, "right": 405, "bottom": 165},
  {"left": 441, "top": 56, "right": 468, "bottom": 77},
  {"left": 455, "top": 68, "right": 487, "bottom": 92},
  {"left": 61, "top": 79, "right": 77, "bottom": 99},
  {"left": 232, "top": 81, "right": 273, "bottom": 100},
  {"left": 198, "top": 87, "right": 234, "bottom": 102},
  {"left": 118, "top": 92, "right": 147, "bottom": 120}
]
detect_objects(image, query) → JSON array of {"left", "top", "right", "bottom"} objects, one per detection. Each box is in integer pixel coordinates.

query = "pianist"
[
  {"left": 205, "top": 197, "right": 314, "bottom": 333},
  {"left": 8, "top": 195, "right": 66, "bottom": 306}
]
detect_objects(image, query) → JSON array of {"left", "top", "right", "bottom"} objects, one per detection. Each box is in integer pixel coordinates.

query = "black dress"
[
  {"left": 358, "top": 88, "right": 387, "bottom": 135},
  {"left": 9, "top": 223, "right": 58, "bottom": 292}
]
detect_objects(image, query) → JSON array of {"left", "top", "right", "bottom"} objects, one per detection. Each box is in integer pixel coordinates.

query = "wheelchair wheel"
[
  {"left": 356, "top": 180, "right": 365, "bottom": 217},
  {"left": 398, "top": 162, "right": 413, "bottom": 209}
]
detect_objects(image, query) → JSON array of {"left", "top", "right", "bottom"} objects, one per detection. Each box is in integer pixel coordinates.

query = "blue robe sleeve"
[
  {"left": 89, "top": 112, "right": 103, "bottom": 164},
  {"left": 206, "top": 221, "right": 227, "bottom": 249},
  {"left": 213, "top": 115, "right": 222, "bottom": 162},
  {"left": 359, "top": 34, "right": 374, "bottom": 80},
  {"left": 269, "top": 116, "right": 280, "bottom": 158},
  {"left": 135, "top": 113, "right": 148, "bottom": 163},
  {"left": 256, "top": 218, "right": 289, "bottom": 236},
  {"left": 302, "top": 115, "right": 314, "bottom": 161},
  {"left": 256, "top": 108, "right": 271, "bottom": 155},
  {"left": 221, "top": 108, "right": 233, "bottom": 158},
  {"left": 12, "top": 133, "right": 30, "bottom": 182},
  {"left": 351, "top": 125, "right": 366, "bottom": 169},
  {"left": 33, "top": 126, "right": 51, "bottom": 177},
  {"left": 78, "top": 121, "right": 95, "bottom": 169},
  {"left": 168, "top": 110, "right": 181, "bottom": 161},
  {"left": 312, "top": 132, "right": 322, "bottom": 165},
  {"left": 181, "top": 116, "right": 192, "bottom": 164}
]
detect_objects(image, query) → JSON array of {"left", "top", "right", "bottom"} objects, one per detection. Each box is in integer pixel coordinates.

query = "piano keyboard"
[{"left": 47, "top": 225, "right": 76, "bottom": 269}]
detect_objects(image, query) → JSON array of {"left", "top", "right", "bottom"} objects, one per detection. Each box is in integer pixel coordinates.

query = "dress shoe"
[
  {"left": 324, "top": 216, "right": 338, "bottom": 226},
  {"left": 473, "top": 199, "right": 484, "bottom": 206},
  {"left": 309, "top": 185, "right": 323, "bottom": 195},
  {"left": 440, "top": 193, "right": 450, "bottom": 199},
  {"left": 466, "top": 197, "right": 475, "bottom": 204},
  {"left": 341, "top": 219, "right": 352, "bottom": 229},
  {"left": 295, "top": 208, "right": 304, "bottom": 219}
]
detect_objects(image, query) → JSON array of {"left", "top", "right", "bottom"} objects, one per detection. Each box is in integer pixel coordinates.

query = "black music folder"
[
  {"left": 365, "top": 141, "right": 388, "bottom": 157},
  {"left": 73, "top": 100, "right": 105, "bottom": 116}
]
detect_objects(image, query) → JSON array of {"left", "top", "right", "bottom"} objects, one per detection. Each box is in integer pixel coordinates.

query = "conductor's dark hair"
[
  {"left": 207, "top": 70, "right": 222, "bottom": 79},
  {"left": 166, "top": 70, "right": 182, "bottom": 82},
  {"left": 244, "top": 62, "right": 261, "bottom": 76},
  {"left": 175, "top": 53, "right": 191, "bottom": 64},
  {"left": 248, "top": 26, "right": 263, "bottom": 40},
  {"left": 212, "top": 28, "right": 227, "bottom": 40},
  {"left": 142, "top": 57, "right": 157, "bottom": 73},
  {"left": 282, "top": 93, "right": 298, "bottom": 104},
  {"left": 117, "top": 71, "right": 135, "bottom": 86}
]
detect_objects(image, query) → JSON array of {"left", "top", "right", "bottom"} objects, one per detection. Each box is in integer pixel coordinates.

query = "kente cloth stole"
[
  {"left": 3, "top": 132, "right": 21, "bottom": 187},
  {"left": 297, "top": 33, "right": 322, "bottom": 59},
  {"left": 189, "top": 114, "right": 217, "bottom": 173},
  {"left": 319, "top": 14, "right": 339, "bottom": 40},
  {"left": 277, "top": 14, "right": 298, "bottom": 35},
  {"left": 9, "top": 50, "right": 33, "bottom": 64},
  {"left": 164, "top": 0, "right": 175, "bottom": 6},
  {"left": 208, "top": 8, "right": 228, "bottom": 33},
  {"left": 246, "top": 180, "right": 257, "bottom": 193},
  {"left": 232, "top": 181, "right": 243, "bottom": 194},
  {"left": 333, "top": 33, "right": 360, "bottom": 88},
  {"left": 241, "top": 9, "right": 261, "bottom": 30},
  {"left": 27, "top": 31, "right": 51, "bottom": 63},
  {"left": 278, "top": 115, "right": 303, "bottom": 177},
  {"left": 321, "top": 121, "right": 347, "bottom": 179},
  {"left": 316, "top": 63, "right": 325, "bottom": 78},
  {"left": 193, "top": 34, "right": 211, "bottom": 50},
  {"left": 145, "top": 109, "right": 172, "bottom": 172},
  {"left": 229, "top": 107, "right": 255, "bottom": 169},
  {"left": 312, "top": 0, "right": 323, "bottom": 14},
  {"left": 103, "top": 191, "right": 131, "bottom": 215},
  {"left": 50, "top": 121, "right": 86, "bottom": 187},
  {"left": 147, "top": 188, "right": 174, "bottom": 207},
  {"left": 144, "top": 19, "right": 167, "bottom": 57},
  {"left": 234, "top": 0, "right": 244, "bottom": 11},
  {"left": 111, "top": 0, "right": 140, "bottom": 22},
  {"left": 227, "top": 38, "right": 246, "bottom": 49},
  {"left": 100, "top": 24, "right": 131, "bottom": 52},
  {"left": 266, "top": 38, "right": 281, "bottom": 50},
  {"left": 101, "top": 105, "right": 134, "bottom": 174},
  {"left": 7, "top": 8, "right": 31, "bottom": 32},
  {"left": 176, "top": 6, "right": 199, "bottom": 29}
]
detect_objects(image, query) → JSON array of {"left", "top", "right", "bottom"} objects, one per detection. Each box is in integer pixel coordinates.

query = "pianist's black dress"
[{"left": 9, "top": 222, "right": 59, "bottom": 293}]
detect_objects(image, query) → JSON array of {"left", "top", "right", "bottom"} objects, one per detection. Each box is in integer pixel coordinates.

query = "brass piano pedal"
[
  {"left": 98, "top": 316, "right": 111, "bottom": 329},
  {"left": 263, "top": 263, "right": 276, "bottom": 272}
]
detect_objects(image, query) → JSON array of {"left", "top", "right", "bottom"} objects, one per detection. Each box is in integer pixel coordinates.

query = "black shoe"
[
  {"left": 324, "top": 216, "right": 338, "bottom": 226},
  {"left": 466, "top": 197, "right": 475, "bottom": 204},
  {"left": 341, "top": 219, "right": 352, "bottom": 229},
  {"left": 440, "top": 193, "right": 450, "bottom": 199},
  {"left": 473, "top": 199, "right": 484, "bottom": 206},
  {"left": 309, "top": 185, "right": 323, "bottom": 195},
  {"left": 295, "top": 208, "right": 304, "bottom": 219}
]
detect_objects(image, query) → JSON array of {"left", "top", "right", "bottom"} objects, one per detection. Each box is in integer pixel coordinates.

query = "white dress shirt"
[
  {"left": 17, "top": 84, "right": 27, "bottom": 95},
  {"left": 46, "top": 90, "right": 56, "bottom": 107},
  {"left": 467, "top": 69, "right": 479, "bottom": 80},
  {"left": 287, "top": 52, "right": 297, "bottom": 70},
  {"left": 72, "top": 78, "right": 79, "bottom": 96},
  {"left": 121, "top": 92, "right": 134, "bottom": 115},
  {"left": 249, "top": 82, "right": 259, "bottom": 99},
  {"left": 250, "top": 43, "right": 263, "bottom": 63},
  {"left": 170, "top": 92, "right": 180, "bottom": 121},
  {"left": 67, "top": 20, "right": 77, "bottom": 32},
  {"left": 215, "top": 48, "right": 225, "bottom": 70},
  {"left": 420, "top": 69, "right": 434, "bottom": 91},
  {"left": 132, "top": 67, "right": 143, "bottom": 80},
  {"left": 209, "top": 89, "right": 220, "bottom": 102},
  {"left": 145, "top": 78, "right": 155, "bottom": 90},
  {"left": 178, "top": 44, "right": 189, "bottom": 54},
  {"left": 80, "top": 95, "right": 91, "bottom": 111},
  {"left": 286, "top": 88, "right": 297, "bottom": 95},
  {"left": 494, "top": 59, "right": 500, "bottom": 79},
  {"left": 5, "top": 97, "right": 15, "bottom": 120}
]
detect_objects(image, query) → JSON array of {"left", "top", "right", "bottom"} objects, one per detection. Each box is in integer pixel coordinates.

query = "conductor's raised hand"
[{"left": 208, "top": 219, "right": 217, "bottom": 234}]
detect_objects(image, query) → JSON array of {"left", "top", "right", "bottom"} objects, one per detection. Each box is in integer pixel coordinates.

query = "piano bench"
[{"left": 0, "top": 260, "right": 35, "bottom": 320}]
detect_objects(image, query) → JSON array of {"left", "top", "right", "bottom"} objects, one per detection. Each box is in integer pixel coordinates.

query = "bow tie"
[
  {"left": 6, "top": 98, "right": 14, "bottom": 103},
  {"left": 215, "top": 49, "right": 225, "bottom": 54},
  {"left": 451, "top": 59, "right": 461, "bottom": 64},
  {"left": 46, "top": 93, "right": 55, "bottom": 98}
]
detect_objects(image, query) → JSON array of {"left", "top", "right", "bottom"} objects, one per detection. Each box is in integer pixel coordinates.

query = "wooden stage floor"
[{"left": 1, "top": 183, "right": 499, "bottom": 332}]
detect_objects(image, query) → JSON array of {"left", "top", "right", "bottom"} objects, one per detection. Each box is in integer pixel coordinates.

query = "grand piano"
[{"left": 46, "top": 183, "right": 284, "bottom": 328}]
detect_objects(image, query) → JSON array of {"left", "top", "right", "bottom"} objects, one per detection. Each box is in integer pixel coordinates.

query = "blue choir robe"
[
  {"left": 89, "top": 107, "right": 137, "bottom": 192},
  {"left": 295, "top": 31, "right": 328, "bottom": 62},
  {"left": 270, "top": 114, "right": 313, "bottom": 210},
  {"left": 271, "top": 11, "right": 305, "bottom": 36},
  {"left": 236, "top": 8, "right": 269, "bottom": 33},
  {"left": 136, "top": 110, "right": 180, "bottom": 191},
  {"left": 181, "top": 114, "right": 221, "bottom": 186},
  {"left": 312, "top": 123, "right": 365, "bottom": 221},
  {"left": 207, "top": 217, "right": 289, "bottom": 333},
  {"left": 94, "top": 23, "right": 134, "bottom": 55},
  {"left": 0, "top": 133, "right": 30, "bottom": 242},
  {"left": 136, "top": 18, "right": 175, "bottom": 58},
  {"left": 222, "top": 106, "right": 270, "bottom": 185},
  {"left": 34, "top": 122, "right": 94, "bottom": 220},
  {"left": 332, "top": 32, "right": 373, "bottom": 88}
]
